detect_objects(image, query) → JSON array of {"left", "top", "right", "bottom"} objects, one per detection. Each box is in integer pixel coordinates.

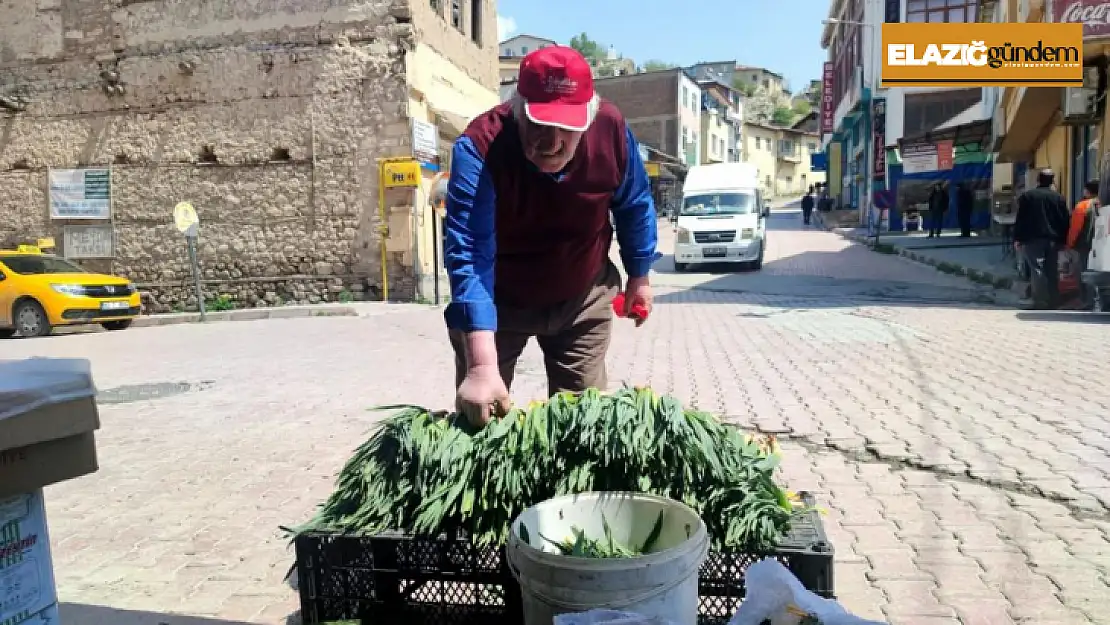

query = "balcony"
[{"left": 777, "top": 143, "right": 802, "bottom": 162}]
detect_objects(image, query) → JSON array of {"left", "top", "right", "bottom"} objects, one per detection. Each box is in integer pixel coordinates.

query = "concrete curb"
[
  {"left": 131, "top": 304, "right": 360, "bottom": 328},
  {"left": 813, "top": 211, "right": 1022, "bottom": 306}
]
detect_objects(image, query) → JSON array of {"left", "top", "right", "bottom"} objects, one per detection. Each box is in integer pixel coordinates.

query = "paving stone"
[{"left": 5, "top": 218, "right": 1107, "bottom": 623}]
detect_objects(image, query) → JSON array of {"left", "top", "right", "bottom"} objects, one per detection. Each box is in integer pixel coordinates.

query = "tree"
[
  {"left": 568, "top": 33, "right": 605, "bottom": 63},
  {"left": 792, "top": 99, "right": 812, "bottom": 116},
  {"left": 640, "top": 60, "right": 676, "bottom": 72},
  {"left": 731, "top": 76, "right": 756, "bottom": 97},
  {"left": 771, "top": 106, "right": 795, "bottom": 126}
]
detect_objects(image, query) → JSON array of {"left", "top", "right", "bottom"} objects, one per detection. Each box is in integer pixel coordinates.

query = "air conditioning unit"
[
  {"left": 1061, "top": 67, "right": 1102, "bottom": 124},
  {"left": 1062, "top": 86, "right": 1099, "bottom": 124}
]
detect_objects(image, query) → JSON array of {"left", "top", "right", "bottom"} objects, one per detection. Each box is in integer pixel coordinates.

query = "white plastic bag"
[
  {"left": 555, "top": 609, "right": 680, "bottom": 625},
  {"left": 728, "top": 559, "right": 886, "bottom": 625}
]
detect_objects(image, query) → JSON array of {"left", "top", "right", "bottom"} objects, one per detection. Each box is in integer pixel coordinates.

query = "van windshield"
[{"left": 681, "top": 193, "right": 756, "bottom": 216}]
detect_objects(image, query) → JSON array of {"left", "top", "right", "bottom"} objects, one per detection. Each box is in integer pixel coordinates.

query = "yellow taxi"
[{"left": 0, "top": 247, "right": 142, "bottom": 338}]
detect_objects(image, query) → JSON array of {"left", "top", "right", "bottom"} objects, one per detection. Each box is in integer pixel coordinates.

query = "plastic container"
[{"left": 506, "top": 492, "right": 709, "bottom": 625}]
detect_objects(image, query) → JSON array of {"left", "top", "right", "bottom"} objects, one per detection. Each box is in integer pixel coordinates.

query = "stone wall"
[{"left": 0, "top": 0, "right": 422, "bottom": 312}]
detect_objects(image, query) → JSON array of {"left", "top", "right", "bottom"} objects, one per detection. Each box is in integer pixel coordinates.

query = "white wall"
[{"left": 677, "top": 74, "right": 702, "bottom": 163}]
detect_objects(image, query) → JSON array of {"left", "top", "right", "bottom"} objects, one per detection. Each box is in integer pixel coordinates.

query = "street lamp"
[{"left": 822, "top": 17, "right": 884, "bottom": 241}]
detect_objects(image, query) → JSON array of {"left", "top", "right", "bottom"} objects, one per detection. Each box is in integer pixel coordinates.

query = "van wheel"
[
  {"left": 101, "top": 319, "right": 133, "bottom": 331},
  {"left": 674, "top": 261, "right": 689, "bottom": 272},
  {"left": 751, "top": 242, "right": 765, "bottom": 270},
  {"left": 14, "top": 300, "right": 51, "bottom": 337}
]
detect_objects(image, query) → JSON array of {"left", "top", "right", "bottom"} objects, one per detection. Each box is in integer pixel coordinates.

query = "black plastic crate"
[{"left": 294, "top": 492, "right": 834, "bottom": 625}]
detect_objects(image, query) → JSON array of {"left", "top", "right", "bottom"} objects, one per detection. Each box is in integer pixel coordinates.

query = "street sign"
[
  {"left": 172, "top": 201, "right": 205, "bottom": 319},
  {"left": 382, "top": 160, "right": 421, "bottom": 188},
  {"left": 174, "top": 202, "right": 199, "bottom": 236}
]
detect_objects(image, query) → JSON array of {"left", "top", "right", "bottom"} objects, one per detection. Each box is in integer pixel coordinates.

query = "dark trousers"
[
  {"left": 928, "top": 210, "right": 944, "bottom": 236},
  {"left": 1020, "top": 239, "right": 1060, "bottom": 308},
  {"left": 958, "top": 207, "right": 972, "bottom": 237},
  {"left": 802, "top": 207, "right": 813, "bottom": 224}
]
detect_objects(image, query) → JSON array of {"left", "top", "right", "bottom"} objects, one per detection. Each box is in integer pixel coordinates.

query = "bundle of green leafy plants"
[
  {"left": 521, "top": 510, "right": 665, "bottom": 559},
  {"left": 290, "top": 387, "right": 798, "bottom": 553}
]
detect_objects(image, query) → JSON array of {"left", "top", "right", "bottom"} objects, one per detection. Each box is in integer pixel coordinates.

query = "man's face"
[{"left": 517, "top": 115, "right": 584, "bottom": 173}]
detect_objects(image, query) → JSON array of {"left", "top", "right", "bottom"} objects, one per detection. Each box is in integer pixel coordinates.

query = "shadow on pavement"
[
  {"left": 1015, "top": 311, "right": 1110, "bottom": 324},
  {"left": 58, "top": 603, "right": 272, "bottom": 624},
  {"left": 654, "top": 207, "right": 1006, "bottom": 310}
]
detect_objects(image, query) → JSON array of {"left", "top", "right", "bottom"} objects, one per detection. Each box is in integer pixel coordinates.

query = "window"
[
  {"left": 755, "top": 137, "right": 762, "bottom": 149},
  {"left": 503, "top": 47, "right": 511, "bottom": 56},
  {"left": 903, "top": 88, "right": 981, "bottom": 137},
  {"left": 451, "top": 0, "right": 461, "bottom": 27},
  {"left": 0, "top": 255, "right": 88, "bottom": 275},
  {"left": 808, "top": 142, "right": 817, "bottom": 153},
  {"left": 682, "top": 86, "right": 688, "bottom": 108},
  {"left": 470, "top": 0, "right": 481, "bottom": 44},
  {"left": 681, "top": 192, "right": 757, "bottom": 216},
  {"left": 521, "top": 46, "right": 528, "bottom": 54},
  {"left": 766, "top": 139, "right": 772, "bottom": 151},
  {"left": 781, "top": 140, "right": 794, "bottom": 154},
  {"left": 906, "top": 0, "right": 977, "bottom": 22},
  {"left": 682, "top": 126, "right": 689, "bottom": 148}
]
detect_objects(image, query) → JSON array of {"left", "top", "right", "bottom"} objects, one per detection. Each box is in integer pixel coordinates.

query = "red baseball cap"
[{"left": 516, "top": 46, "right": 597, "bottom": 132}]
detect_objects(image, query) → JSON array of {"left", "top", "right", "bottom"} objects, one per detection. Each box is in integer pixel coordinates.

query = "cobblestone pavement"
[{"left": 6, "top": 205, "right": 1110, "bottom": 624}]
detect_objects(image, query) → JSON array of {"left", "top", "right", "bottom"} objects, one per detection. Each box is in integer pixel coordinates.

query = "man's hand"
[
  {"left": 456, "top": 364, "right": 511, "bottom": 427},
  {"left": 623, "top": 276, "right": 653, "bottom": 327}
]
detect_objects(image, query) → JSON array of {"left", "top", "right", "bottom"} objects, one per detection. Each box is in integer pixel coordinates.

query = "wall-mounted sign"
[
  {"left": 902, "top": 141, "right": 955, "bottom": 174},
  {"left": 48, "top": 168, "right": 111, "bottom": 219},
  {"left": 62, "top": 224, "right": 115, "bottom": 259},
  {"left": 872, "top": 98, "right": 887, "bottom": 181},
  {"left": 644, "top": 162, "right": 661, "bottom": 177},
  {"left": 382, "top": 159, "right": 421, "bottom": 188},
  {"left": 412, "top": 119, "right": 439, "bottom": 170},
  {"left": 1054, "top": 1, "right": 1110, "bottom": 40},
  {"left": 821, "top": 62, "right": 835, "bottom": 135}
]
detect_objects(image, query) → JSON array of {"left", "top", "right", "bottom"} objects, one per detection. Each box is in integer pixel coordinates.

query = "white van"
[{"left": 670, "top": 163, "right": 769, "bottom": 272}]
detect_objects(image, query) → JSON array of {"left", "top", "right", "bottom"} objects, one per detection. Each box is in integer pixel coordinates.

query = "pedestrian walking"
[
  {"left": 1013, "top": 169, "right": 1071, "bottom": 309},
  {"left": 442, "top": 46, "right": 659, "bottom": 426},
  {"left": 956, "top": 181, "right": 974, "bottom": 237},
  {"left": 1065, "top": 179, "right": 1100, "bottom": 308},
  {"left": 801, "top": 186, "right": 815, "bottom": 225},
  {"left": 926, "top": 181, "right": 949, "bottom": 238}
]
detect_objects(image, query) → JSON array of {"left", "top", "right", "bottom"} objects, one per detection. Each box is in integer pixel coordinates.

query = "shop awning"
[
  {"left": 897, "top": 119, "right": 992, "bottom": 152},
  {"left": 995, "top": 87, "right": 1062, "bottom": 163}
]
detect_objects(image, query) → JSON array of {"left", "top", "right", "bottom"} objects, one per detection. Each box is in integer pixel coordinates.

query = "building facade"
[
  {"left": 982, "top": 0, "right": 1107, "bottom": 209},
  {"left": 820, "top": 0, "right": 983, "bottom": 229},
  {"left": 0, "top": 0, "right": 498, "bottom": 310},
  {"left": 593, "top": 69, "right": 698, "bottom": 212},
  {"left": 499, "top": 34, "right": 556, "bottom": 59},
  {"left": 698, "top": 80, "right": 743, "bottom": 164},
  {"left": 743, "top": 122, "right": 825, "bottom": 197},
  {"left": 734, "top": 65, "right": 788, "bottom": 99}
]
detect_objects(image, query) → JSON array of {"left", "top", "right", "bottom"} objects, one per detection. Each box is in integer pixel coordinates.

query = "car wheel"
[
  {"left": 13, "top": 300, "right": 51, "bottom": 337},
  {"left": 752, "top": 241, "right": 765, "bottom": 270},
  {"left": 0, "top": 328, "right": 14, "bottom": 339},
  {"left": 674, "top": 261, "right": 688, "bottom": 272}
]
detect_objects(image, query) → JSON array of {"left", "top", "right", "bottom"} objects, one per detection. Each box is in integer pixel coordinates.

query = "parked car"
[{"left": 0, "top": 248, "right": 141, "bottom": 337}]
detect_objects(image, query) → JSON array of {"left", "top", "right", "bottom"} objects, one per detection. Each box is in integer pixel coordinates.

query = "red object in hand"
[{"left": 612, "top": 293, "right": 649, "bottom": 320}]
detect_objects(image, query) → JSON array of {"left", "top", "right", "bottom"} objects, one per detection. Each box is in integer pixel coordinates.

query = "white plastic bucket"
[{"left": 506, "top": 492, "right": 709, "bottom": 625}]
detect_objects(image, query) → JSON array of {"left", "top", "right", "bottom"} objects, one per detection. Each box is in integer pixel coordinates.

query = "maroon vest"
[{"left": 462, "top": 100, "right": 628, "bottom": 307}]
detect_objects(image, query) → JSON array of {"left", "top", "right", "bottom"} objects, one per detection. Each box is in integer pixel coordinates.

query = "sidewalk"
[{"left": 814, "top": 211, "right": 1024, "bottom": 293}]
